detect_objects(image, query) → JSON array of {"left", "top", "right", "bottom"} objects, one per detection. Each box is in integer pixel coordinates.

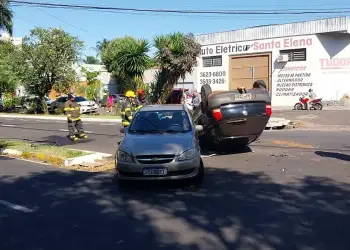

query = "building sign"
[
  {"left": 200, "top": 37, "right": 313, "bottom": 56},
  {"left": 199, "top": 71, "right": 226, "bottom": 85},
  {"left": 275, "top": 66, "right": 312, "bottom": 97},
  {"left": 320, "top": 58, "right": 350, "bottom": 71}
]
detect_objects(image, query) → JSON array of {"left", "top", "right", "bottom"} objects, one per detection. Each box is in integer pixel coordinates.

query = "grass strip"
[{"left": 0, "top": 140, "right": 89, "bottom": 166}]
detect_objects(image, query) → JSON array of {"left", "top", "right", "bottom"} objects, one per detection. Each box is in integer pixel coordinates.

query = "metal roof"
[{"left": 195, "top": 16, "right": 350, "bottom": 46}]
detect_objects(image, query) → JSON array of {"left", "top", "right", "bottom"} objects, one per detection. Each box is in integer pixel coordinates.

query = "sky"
[{"left": 10, "top": 0, "right": 350, "bottom": 58}]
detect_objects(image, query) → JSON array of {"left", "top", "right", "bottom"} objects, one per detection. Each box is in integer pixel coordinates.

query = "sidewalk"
[
  {"left": 271, "top": 109, "right": 350, "bottom": 129},
  {"left": 0, "top": 114, "right": 121, "bottom": 123}
]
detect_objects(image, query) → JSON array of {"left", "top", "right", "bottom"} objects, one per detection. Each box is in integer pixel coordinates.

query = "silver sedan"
[{"left": 116, "top": 104, "right": 204, "bottom": 186}]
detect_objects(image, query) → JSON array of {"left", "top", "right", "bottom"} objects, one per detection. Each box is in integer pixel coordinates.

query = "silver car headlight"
[
  {"left": 178, "top": 148, "right": 197, "bottom": 161},
  {"left": 117, "top": 150, "right": 133, "bottom": 163}
]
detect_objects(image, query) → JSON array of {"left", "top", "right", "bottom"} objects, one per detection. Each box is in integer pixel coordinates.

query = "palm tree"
[
  {"left": 153, "top": 32, "right": 201, "bottom": 103},
  {"left": 96, "top": 38, "right": 109, "bottom": 56},
  {"left": 115, "top": 37, "right": 150, "bottom": 90},
  {"left": 100, "top": 37, "right": 150, "bottom": 91},
  {"left": 0, "top": 0, "right": 13, "bottom": 36}
]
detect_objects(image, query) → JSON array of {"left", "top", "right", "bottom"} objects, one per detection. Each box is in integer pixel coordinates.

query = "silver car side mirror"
[{"left": 195, "top": 125, "right": 203, "bottom": 132}]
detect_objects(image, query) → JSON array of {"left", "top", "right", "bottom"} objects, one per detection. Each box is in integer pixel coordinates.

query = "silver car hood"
[{"left": 120, "top": 132, "right": 195, "bottom": 156}]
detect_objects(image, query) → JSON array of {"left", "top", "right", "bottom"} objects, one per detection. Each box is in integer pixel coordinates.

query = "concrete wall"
[{"left": 196, "top": 33, "right": 350, "bottom": 107}]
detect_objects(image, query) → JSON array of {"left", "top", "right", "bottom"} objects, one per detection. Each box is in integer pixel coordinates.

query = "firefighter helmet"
[{"left": 125, "top": 90, "right": 136, "bottom": 98}]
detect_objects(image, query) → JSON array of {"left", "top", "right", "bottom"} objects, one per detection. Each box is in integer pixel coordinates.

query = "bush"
[
  {"left": 54, "top": 107, "right": 65, "bottom": 115},
  {"left": 2, "top": 93, "right": 19, "bottom": 111}
]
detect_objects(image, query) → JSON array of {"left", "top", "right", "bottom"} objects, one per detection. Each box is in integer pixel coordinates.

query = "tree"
[
  {"left": 153, "top": 32, "right": 201, "bottom": 103},
  {"left": 84, "top": 56, "right": 100, "bottom": 65},
  {"left": 81, "top": 67, "right": 102, "bottom": 100},
  {"left": 101, "top": 36, "right": 150, "bottom": 91},
  {"left": 96, "top": 39, "right": 109, "bottom": 57},
  {"left": 14, "top": 27, "right": 83, "bottom": 113},
  {"left": 0, "top": 41, "right": 18, "bottom": 95},
  {"left": 0, "top": 0, "right": 13, "bottom": 35}
]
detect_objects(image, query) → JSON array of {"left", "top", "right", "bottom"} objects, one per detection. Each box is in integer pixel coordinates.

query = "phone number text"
[
  {"left": 200, "top": 78, "right": 225, "bottom": 84},
  {"left": 200, "top": 71, "right": 226, "bottom": 78}
]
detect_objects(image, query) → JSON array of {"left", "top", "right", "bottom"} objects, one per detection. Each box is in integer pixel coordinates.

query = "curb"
[
  {"left": 0, "top": 148, "right": 112, "bottom": 167},
  {"left": 0, "top": 114, "right": 121, "bottom": 123}
]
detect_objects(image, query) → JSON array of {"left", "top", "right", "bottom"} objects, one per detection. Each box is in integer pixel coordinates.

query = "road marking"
[
  {"left": 59, "top": 129, "right": 68, "bottom": 132},
  {"left": 1, "top": 124, "right": 16, "bottom": 127},
  {"left": 0, "top": 200, "right": 35, "bottom": 213},
  {"left": 85, "top": 131, "right": 93, "bottom": 133},
  {"left": 99, "top": 124, "right": 115, "bottom": 126}
]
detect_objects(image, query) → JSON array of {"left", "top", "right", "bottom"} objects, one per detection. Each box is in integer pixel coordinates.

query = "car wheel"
[
  {"left": 192, "top": 160, "right": 204, "bottom": 187},
  {"left": 201, "top": 84, "right": 212, "bottom": 114}
]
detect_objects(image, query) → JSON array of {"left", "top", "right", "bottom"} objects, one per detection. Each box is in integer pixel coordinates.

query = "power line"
[
  {"left": 37, "top": 8, "right": 100, "bottom": 37},
  {"left": 9, "top": 0, "right": 350, "bottom": 15}
]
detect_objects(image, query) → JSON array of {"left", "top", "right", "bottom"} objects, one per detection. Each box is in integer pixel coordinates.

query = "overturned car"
[{"left": 192, "top": 82, "right": 271, "bottom": 149}]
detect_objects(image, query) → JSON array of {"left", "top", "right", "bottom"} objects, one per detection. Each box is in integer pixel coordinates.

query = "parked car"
[
  {"left": 19, "top": 96, "right": 52, "bottom": 113},
  {"left": 192, "top": 84, "right": 271, "bottom": 150},
  {"left": 50, "top": 96, "right": 98, "bottom": 114},
  {"left": 116, "top": 104, "right": 204, "bottom": 187}
]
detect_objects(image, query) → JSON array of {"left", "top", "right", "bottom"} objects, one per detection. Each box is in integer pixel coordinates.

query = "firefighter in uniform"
[
  {"left": 64, "top": 93, "right": 88, "bottom": 141},
  {"left": 135, "top": 88, "right": 151, "bottom": 111},
  {"left": 121, "top": 90, "right": 137, "bottom": 127}
]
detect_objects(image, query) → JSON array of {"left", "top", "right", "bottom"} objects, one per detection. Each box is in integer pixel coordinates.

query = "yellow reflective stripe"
[
  {"left": 64, "top": 107, "right": 80, "bottom": 111},
  {"left": 67, "top": 114, "right": 72, "bottom": 117},
  {"left": 127, "top": 116, "right": 132, "bottom": 120},
  {"left": 122, "top": 121, "right": 130, "bottom": 126},
  {"left": 125, "top": 107, "right": 131, "bottom": 111},
  {"left": 120, "top": 111, "right": 125, "bottom": 114}
]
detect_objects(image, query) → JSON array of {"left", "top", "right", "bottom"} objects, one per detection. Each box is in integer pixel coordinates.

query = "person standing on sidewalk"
[
  {"left": 64, "top": 93, "right": 88, "bottom": 141},
  {"left": 191, "top": 90, "right": 201, "bottom": 111}
]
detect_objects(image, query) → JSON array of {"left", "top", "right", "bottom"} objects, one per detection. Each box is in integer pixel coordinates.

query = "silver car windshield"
[{"left": 129, "top": 110, "right": 191, "bottom": 133}]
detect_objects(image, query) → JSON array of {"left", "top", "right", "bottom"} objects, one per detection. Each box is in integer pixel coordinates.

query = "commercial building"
[{"left": 194, "top": 16, "right": 350, "bottom": 107}]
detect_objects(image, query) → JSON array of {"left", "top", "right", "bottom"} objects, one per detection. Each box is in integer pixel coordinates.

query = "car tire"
[
  {"left": 192, "top": 160, "right": 204, "bottom": 187},
  {"left": 201, "top": 84, "right": 212, "bottom": 114}
]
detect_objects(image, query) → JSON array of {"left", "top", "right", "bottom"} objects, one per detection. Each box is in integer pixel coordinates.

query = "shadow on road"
[
  {"left": 315, "top": 151, "right": 350, "bottom": 162},
  {"left": 41, "top": 135, "right": 96, "bottom": 146},
  {"left": 1, "top": 167, "right": 350, "bottom": 250}
]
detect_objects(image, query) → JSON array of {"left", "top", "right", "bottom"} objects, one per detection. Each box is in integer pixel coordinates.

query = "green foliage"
[
  {"left": 149, "top": 69, "right": 170, "bottom": 103},
  {"left": 152, "top": 32, "right": 201, "bottom": 103},
  {"left": 14, "top": 27, "right": 83, "bottom": 113},
  {"left": 0, "top": 0, "right": 13, "bottom": 35},
  {"left": 84, "top": 56, "right": 100, "bottom": 64},
  {"left": 82, "top": 67, "right": 102, "bottom": 100},
  {"left": 2, "top": 92, "right": 19, "bottom": 110},
  {"left": 101, "top": 36, "right": 150, "bottom": 90},
  {"left": 0, "top": 41, "right": 18, "bottom": 95},
  {"left": 96, "top": 39, "right": 109, "bottom": 56}
]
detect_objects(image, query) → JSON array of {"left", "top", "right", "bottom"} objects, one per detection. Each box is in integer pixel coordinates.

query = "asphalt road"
[
  {"left": 1, "top": 139, "right": 350, "bottom": 250},
  {"left": 1, "top": 116, "right": 349, "bottom": 154},
  {"left": 1, "top": 116, "right": 350, "bottom": 249}
]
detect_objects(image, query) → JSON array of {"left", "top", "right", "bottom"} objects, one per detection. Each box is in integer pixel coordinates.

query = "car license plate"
[
  {"left": 142, "top": 168, "right": 167, "bottom": 176},
  {"left": 234, "top": 93, "right": 252, "bottom": 100}
]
